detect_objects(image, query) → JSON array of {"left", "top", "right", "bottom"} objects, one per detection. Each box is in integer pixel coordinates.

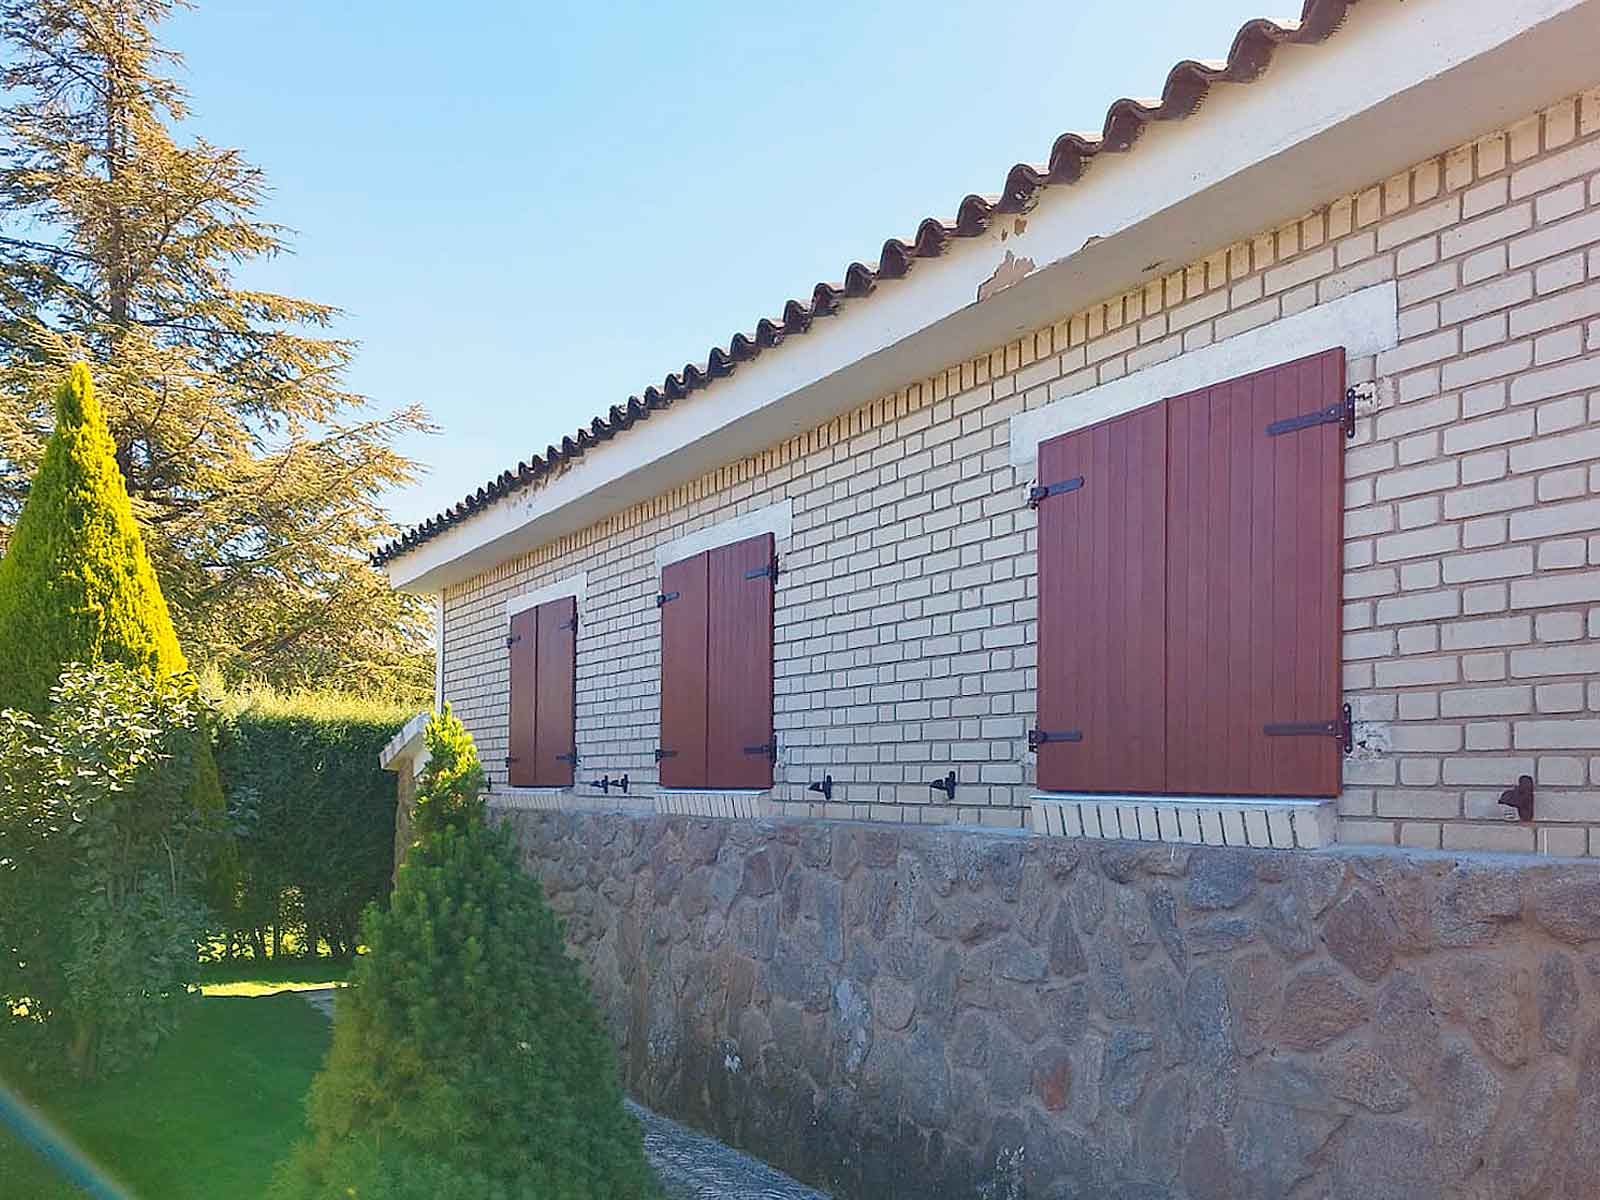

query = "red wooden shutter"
[
  {"left": 707, "top": 534, "right": 775, "bottom": 789},
  {"left": 659, "top": 552, "right": 710, "bottom": 788},
  {"left": 506, "top": 607, "right": 538, "bottom": 787},
  {"left": 533, "top": 596, "right": 577, "bottom": 786},
  {"left": 1035, "top": 402, "right": 1168, "bottom": 793},
  {"left": 1165, "top": 348, "right": 1344, "bottom": 797}
]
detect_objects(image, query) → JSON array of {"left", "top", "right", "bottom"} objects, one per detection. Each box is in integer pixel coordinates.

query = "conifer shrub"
[
  {"left": 0, "top": 363, "right": 187, "bottom": 714},
  {"left": 0, "top": 364, "right": 223, "bottom": 815},
  {"left": 273, "top": 708, "right": 657, "bottom": 1199}
]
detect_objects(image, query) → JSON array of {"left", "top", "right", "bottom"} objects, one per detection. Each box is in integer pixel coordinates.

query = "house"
[{"left": 380, "top": 0, "right": 1600, "bottom": 858}]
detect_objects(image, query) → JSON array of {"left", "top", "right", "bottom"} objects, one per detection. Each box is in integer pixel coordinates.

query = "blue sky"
[{"left": 164, "top": 1, "right": 1272, "bottom": 529}]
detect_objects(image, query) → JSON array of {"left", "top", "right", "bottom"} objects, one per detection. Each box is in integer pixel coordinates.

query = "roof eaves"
[{"left": 374, "top": 0, "right": 1359, "bottom": 567}]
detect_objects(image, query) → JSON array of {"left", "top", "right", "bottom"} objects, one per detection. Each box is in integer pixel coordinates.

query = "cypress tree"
[
  {"left": 0, "top": 363, "right": 188, "bottom": 714},
  {"left": 0, "top": 0, "right": 432, "bottom": 698}
]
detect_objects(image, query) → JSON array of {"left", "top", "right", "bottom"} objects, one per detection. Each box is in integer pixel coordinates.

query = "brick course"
[{"left": 442, "top": 88, "right": 1600, "bottom": 854}]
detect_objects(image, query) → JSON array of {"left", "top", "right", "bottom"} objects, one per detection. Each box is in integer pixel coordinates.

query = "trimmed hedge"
[{"left": 215, "top": 692, "right": 415, "bottom": 960}]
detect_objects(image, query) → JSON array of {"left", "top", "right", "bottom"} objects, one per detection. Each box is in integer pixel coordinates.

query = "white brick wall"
[{"left": 444, "top": 86, "right": 1600, "bottom": 854}]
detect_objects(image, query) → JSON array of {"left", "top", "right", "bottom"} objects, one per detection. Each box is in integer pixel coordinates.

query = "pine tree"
[
  {"left": 0, "top": 0, "right": 432, "bottom": 698},
  {"left": 0, "top": 363, "right": 185, "bottom": 713},
  {"left": 274, "top": 709, "right": 658, "bottom": 1200}
]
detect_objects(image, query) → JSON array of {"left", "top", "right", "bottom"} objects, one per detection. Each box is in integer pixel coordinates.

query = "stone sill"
[
  {"left": 490, "top": 787, "right": 653, "bottom": 815},
  {"left": 656, "top": 790, "right": 771, "bottom": 820},
  {"left": 1030, "top": 792, "right": 1336, "bottom": 850},
  {"left": 489, "top": 787, "right": 772, "bottom": 820}
]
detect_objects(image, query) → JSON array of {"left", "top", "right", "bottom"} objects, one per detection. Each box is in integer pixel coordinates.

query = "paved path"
[
  {"left": 626, "top": 1101, "right": 829, "bottom": 1200},
  {"left": 296, "top": 990, "right": 828, "bottom": 1199}
]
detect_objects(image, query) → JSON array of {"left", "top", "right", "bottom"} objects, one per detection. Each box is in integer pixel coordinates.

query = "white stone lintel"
[
  {"left": 1008, "top": 281, "right": 1399, "bottom": 469},
  {"left": 505, "top": 571, "right": 587, "bottom": 623},
  {"left": 654, "top": 499, "right": 793, "bottom": 573}
]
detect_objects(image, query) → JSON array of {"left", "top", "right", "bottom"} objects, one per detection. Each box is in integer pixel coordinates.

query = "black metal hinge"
[
  {"left": 1263, "top": 703, "right": 1354, "bottom": 755},
  {"left": 1266, "top": 386, "right": 1358, "bottom": 439},
  {"left": 1028, "top": 475, "right": 1085, "bottom": 509},
  {"left": 654, "top": 748, "right": 677, "bottom": 762},
  {"left": 503, "top": 755, "right": 519, "bottom": 765},
  {"left": 555, "top": 750, "right": 580, "bottom": 765},
  {"left": 560, "top": 616, "right": 578, "bottom": 631},
  {"left": 744, "top": 557, "right": 779, "bottom": 583},
  {"left": 743, "top": 741, "right": 777, "bottom": 762},
  {"left": 657, "top": 590, "right": 680, "bottom": 606},
  {"left": 506, "top": 634, "right": 521, "bottom": 648},
  {"left": 1028, "top": 729, "right": 1084, "bottom": 752}
]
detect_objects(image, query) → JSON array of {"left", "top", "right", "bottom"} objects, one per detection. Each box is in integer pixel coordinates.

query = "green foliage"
[
  {"left": 1, "top": 993, "right": 333, "bottom": 1200},
  {"left": 0, "top": 663, "right": 223, "bottom": 1078},
  {"left": 212, "top": 688, "right": 412, "bottom": 960},
  {"left": 408, "top": 702, "right": 486, "bottom": 843},
  {"left": 0, "top": 0, "right": 432, "bottom": 698},
  {"left": 0, "top": 364, "right": 186, "bottom": 716},
  {"left": 0, "top": 363, "right": 225, "bottom": 835},
  {"left": 274, "top": 713, "right": 656, "bottom": 1200}
]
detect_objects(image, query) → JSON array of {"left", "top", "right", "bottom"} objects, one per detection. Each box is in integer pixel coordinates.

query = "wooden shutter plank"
[
  {"left": 707, "top": 533, "right": 775, "bottom": 789},
  {"left": 1166, "top": 348, "right": 1344, "bottom": 797},
  {"left": 1036, "top": 403, "right": 1167, "bottom": 792},
  {"left": 507, "top": 607, "right": 538, "bottom": 787},
  {"left": 659, "top": 553, "right": 709, "bottom": 788},
  {"left": 533, "top": 596, "right": 577, "bottom": 786}
]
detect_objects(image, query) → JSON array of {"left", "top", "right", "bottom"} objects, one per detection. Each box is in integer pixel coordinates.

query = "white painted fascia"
[
  {"left": 433, "top": 596, "right": 444, "bottom": 712},
  {"left": 505, "top": 571, "right": 588, "bottom": 623},
  {"left": 653, "top": 499, "right": 793, "bottom": 573},
  {"left": 386, "top": 0, "right": 1600, "bottom": 594},
  {"left": 1008, "top": 281, "right": 1399, "bottom": 467}
]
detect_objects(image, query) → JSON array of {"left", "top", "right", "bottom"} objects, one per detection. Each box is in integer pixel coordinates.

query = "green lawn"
[
  {"left": 0, "top": 993, "right": 331, "bottom": 1198},
  {"left": 197, "top": 955, "right": 353, "bottom": 998}
]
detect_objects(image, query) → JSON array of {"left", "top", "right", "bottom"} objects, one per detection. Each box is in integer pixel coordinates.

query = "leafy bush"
[
  {"left": 273, "top": 708, "right": 656, "bottom": 1199},
  {"left": 213, "top": 689, "right": 413, "bottom": 960},
  {"left": 0, "top": 664, "right": 223, "bottom": 1077}
]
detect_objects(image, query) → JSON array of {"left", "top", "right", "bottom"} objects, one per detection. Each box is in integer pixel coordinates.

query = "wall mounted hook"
[
  {"left": 1499, "top": 775, "right": 1534, "bottom": 822},
  {"left": 807, "top": 775, "right": 834, "bottom": 801},
  {"left": 928, "top": 770, "right": 957, "bottom": 800}
]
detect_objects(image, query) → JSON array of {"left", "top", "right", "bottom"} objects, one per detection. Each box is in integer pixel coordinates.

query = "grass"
[
  {"left": 0, "top": 993, "right": 331, "bottom": 1198},
  {"left": 197, "top": 955, "right": 353, "bottom": 998}
]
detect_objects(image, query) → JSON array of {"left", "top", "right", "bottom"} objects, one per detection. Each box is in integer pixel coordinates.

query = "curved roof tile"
[{"left": 375, "top": 0, "right": 1357, "bottom": 566}]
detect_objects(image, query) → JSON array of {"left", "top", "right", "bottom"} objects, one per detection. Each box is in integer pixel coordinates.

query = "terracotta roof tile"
[{"left": 375, "top": 0, "right": 1360, "bottom": 566}]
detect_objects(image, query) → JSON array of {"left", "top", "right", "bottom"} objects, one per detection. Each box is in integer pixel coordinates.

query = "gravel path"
[
  {"left": 296, "top": 990, "right": 828, "bottom": 1198},
  {"left": 626, "top": 1101, "right": 830, "bottom": 1200}
]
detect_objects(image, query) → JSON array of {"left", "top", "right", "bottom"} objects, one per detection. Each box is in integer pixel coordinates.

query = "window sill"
[
  {"left": 488, "top": 786, "right": 771, "bottom": 820},
  {"left": 655, "top": 790, "right": 771, "bottom": 820},
  {"left": 490, "top": 787, "right": 653, "bottom": 814},
  {"left": 1030, "top": 792, "right": 1335, "bottom": 850}
]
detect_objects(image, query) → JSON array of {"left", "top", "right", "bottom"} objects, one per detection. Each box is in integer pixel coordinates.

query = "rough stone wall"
[
  {"left": 504, "top": 807, "right": 1600, "bottom": 1200},
  {"left": 447, "top": 86, "right": 1600, "bottom": 852}
]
